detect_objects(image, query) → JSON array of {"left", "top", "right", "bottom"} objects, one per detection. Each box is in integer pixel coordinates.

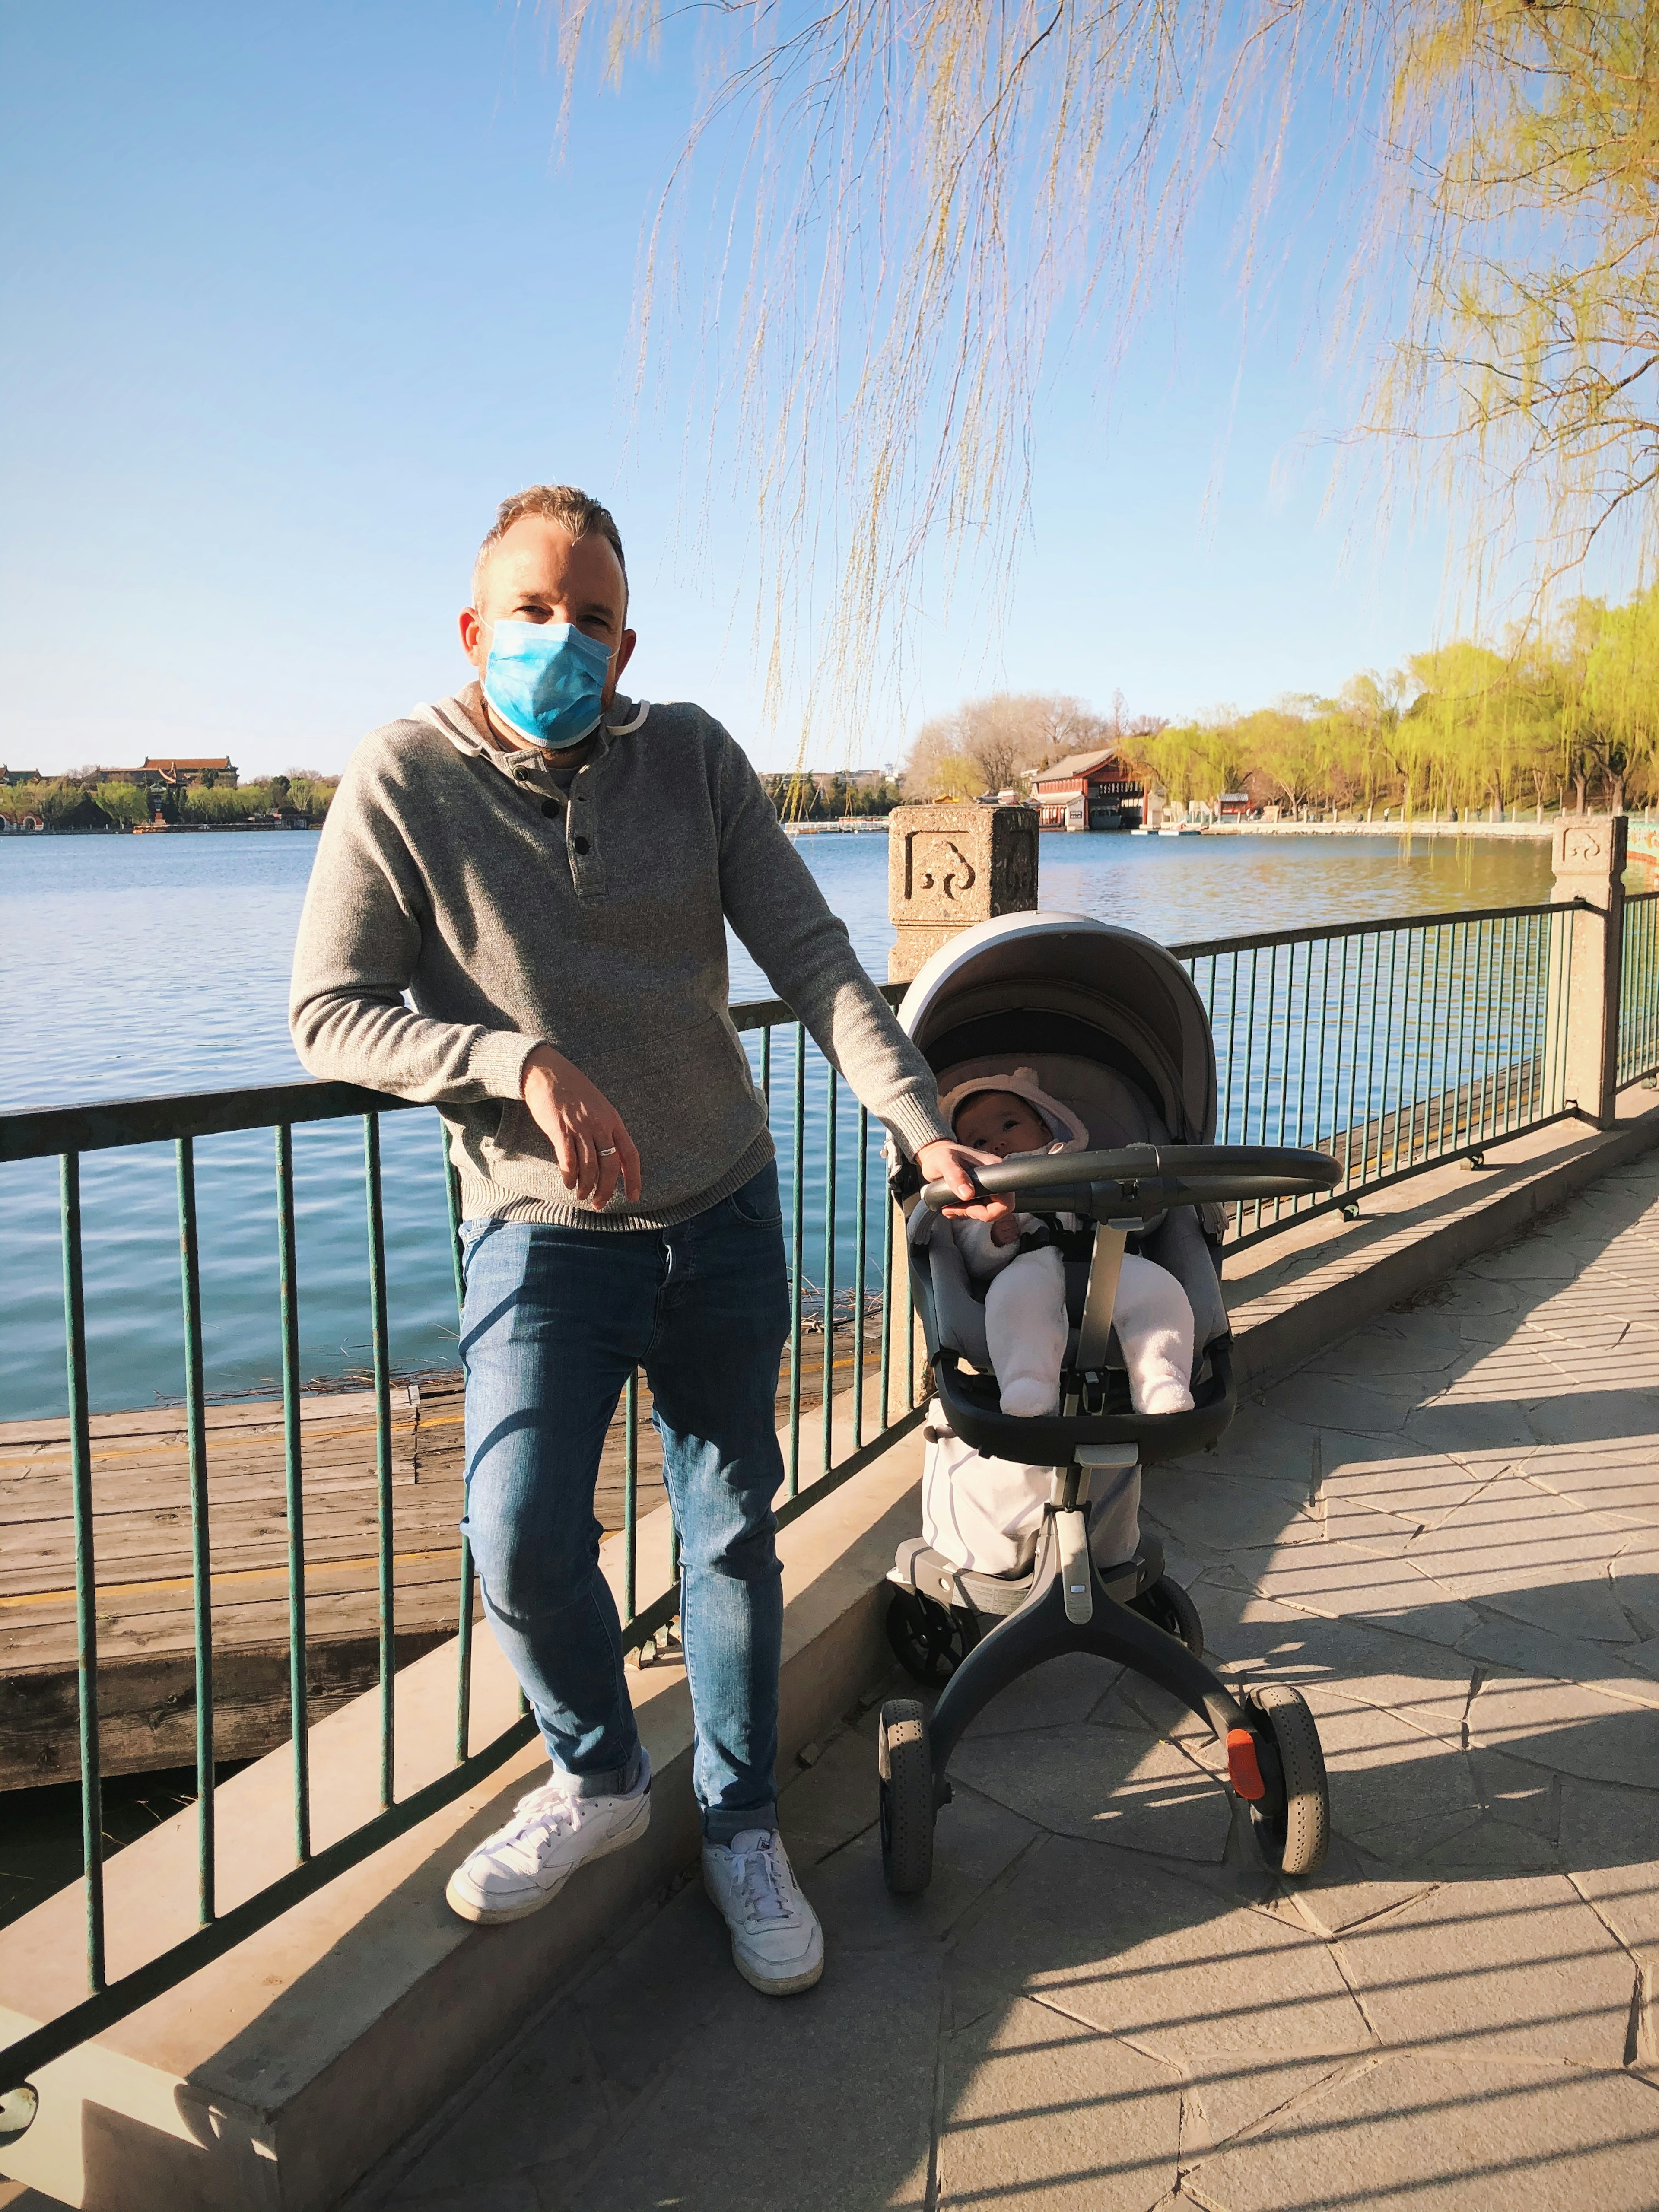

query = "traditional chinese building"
[
  {"left": 92, "top": 756, "right": 239, "bottom": 791},
  {"left": 1028, "top": 747, "right": 1145, "bottom": 831}
]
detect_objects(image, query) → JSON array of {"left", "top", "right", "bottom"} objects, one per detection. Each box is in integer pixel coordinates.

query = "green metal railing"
[
  {"left": 1171, "top": 901, "right": 1581, "bottom": 1246},
  {"left": 1620, "top": 891, "right": 1659, "bottom": 1090},
  {"left": 0, "top": 996, "right": 920, "bottom": 2115},
  {"left": 3, "top": 887, "right": 1655, "bottom": 2117}
]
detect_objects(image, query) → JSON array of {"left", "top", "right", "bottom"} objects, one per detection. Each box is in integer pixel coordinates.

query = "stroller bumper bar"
[{"left": 919, "top": 1141, "right": 1341, "bottom": 1219}]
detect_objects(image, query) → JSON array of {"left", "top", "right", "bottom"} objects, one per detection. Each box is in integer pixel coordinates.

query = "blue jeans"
[{"left": 458, "top": 1163, "right": 791, "bottom": 1842}]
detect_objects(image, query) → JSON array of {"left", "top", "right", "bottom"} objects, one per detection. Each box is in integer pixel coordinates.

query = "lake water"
[{"left": 0, "top": 827, "right": 1551, "bottom": 1419}]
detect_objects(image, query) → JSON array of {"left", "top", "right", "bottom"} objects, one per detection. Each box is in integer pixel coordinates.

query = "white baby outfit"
[{"left": 939, "top": 1071, "right": 1197, "bottom": 1421}]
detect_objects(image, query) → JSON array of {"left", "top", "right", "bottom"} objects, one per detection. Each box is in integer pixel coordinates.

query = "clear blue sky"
[{"left": 0, "top": 2, "right": 1608, "bottom": 779}]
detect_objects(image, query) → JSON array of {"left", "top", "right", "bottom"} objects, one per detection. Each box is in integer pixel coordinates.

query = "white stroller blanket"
[{"left": 921, "top": 1399, "right": 1141, "bottom": 1578}]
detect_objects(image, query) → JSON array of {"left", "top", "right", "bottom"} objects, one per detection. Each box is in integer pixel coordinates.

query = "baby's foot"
[
  {"left": 1135, "top": 1377, "right": 1195, "bottom": 1416},
  {"left": 999, "top": 1377, "right": 1059, "bottom": 1417}
]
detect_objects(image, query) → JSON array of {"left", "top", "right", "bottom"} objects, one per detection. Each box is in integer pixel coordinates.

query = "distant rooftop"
[{"left": 1030, "top": 746, "right": 1140, "bottom": 784}]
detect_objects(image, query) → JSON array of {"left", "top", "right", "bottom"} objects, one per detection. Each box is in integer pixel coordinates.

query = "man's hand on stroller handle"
[{"left": 913, "top": 1140, "right": 1016, "bottom": 1223}]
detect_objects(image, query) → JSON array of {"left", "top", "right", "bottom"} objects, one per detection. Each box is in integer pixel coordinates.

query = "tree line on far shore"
[
  {"left": 899, "top": 581, "right": 1659, "bottom": 818},
  {"left": 20, "top": 571, "right": 1659, "bottom": 832},
  {"left": 2, "top": 772, "right": 339, "bottom": 830},
  {"left": 760, "top": 769, "right": 905, "bottom": 819}
]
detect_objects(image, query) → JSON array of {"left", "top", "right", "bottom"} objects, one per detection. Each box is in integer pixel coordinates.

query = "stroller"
[{"left": 877, "top": 911, "right": 1341, "bottom": 1894}]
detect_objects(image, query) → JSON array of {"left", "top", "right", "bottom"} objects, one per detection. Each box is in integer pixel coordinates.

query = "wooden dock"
[{"left": 0, "top": 1324, "right": 886, "bottom": 1789}]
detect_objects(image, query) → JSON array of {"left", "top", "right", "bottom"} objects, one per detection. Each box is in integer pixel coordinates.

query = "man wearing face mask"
[{"left": 289, "top": 485, "right": 1003, "bottom": 1997}]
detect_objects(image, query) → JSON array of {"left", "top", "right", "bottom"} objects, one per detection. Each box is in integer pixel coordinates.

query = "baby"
[{"left": 945, "top": 1077, "right": 1197, "bottom": 1420}]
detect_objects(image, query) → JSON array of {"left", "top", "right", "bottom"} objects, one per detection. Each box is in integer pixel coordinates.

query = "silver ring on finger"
[{"left": 598, "top": 1146, "right": 618, "bottom": 1158}]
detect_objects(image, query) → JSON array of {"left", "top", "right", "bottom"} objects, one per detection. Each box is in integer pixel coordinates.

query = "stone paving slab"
[
  {"left": 1188, "top": 2054, "right": 1659, "bottom": 2212},
  {"left": 950, "top": 1725, "right": 1233, "bottom": 1861},
  {"left": 365, "top": 1154, "right": 1659, "bottom": 2212},
  {"left": 936, "top": 1996, "right": 1181, "bottom": 2211}
]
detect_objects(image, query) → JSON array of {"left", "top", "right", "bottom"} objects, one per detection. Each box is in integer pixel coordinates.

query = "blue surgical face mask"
[{"left": 482, "top": 620, "right": 613, "bottom": 748}]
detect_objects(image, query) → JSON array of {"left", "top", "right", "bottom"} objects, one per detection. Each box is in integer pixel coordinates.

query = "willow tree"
[
  {"left": 554, "top": 0, "right": 1659, "bottom": 738},
  {"left": 1366, "top": 3, "right": 1659, "bottom": 604},
  {"left": 1578, "top": 582, "right": 1659, "bottom": 809},
  {"left": 1139, "top": 721, "right": 1249, "bottom": 807}
]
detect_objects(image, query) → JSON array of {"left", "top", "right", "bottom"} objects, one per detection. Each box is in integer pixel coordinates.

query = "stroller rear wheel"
[
  {"left": 878, "top": 1698, "right": 935, "bottom": 1896},
  {"left": 886, "top": 1587, "right": 980, "bottom": 1688},
  {"left": 1127, "top": 1574, "right": 1204, "bottom": 1659},
  {"left": 1243, "top": 1681, "right": 1329, "bottom": 1877}
]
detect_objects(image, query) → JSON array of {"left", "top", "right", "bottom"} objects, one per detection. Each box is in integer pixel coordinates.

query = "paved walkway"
[{"left": 371, "top": 1154, "right": 1659, "bottom": 2212}]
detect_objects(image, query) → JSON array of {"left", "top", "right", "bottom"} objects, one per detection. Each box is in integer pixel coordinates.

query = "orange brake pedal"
[{"left": 1226, "top": 1727, "right": 1266, "bottom": 1800}]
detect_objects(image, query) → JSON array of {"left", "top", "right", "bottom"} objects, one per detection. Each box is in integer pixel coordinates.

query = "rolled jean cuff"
[
  {"left": 702, "top": 1799, "right": 779, "bottom": 1844},
  {"left": 557, "top": 1745, "right": 644, "bottom": 1799}
]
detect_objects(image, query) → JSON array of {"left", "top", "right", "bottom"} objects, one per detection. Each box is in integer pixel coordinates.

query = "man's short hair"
[{"left": 472, "top": 486, "right": 627, "bottom": 604}]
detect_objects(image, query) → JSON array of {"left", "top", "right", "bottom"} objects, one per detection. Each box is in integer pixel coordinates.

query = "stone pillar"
[
  {"left": 1550, "top": 814, "right": 1628, "bottom": 1129},
  {"left": 887, "top": 802, "right": 1039, "bottom": 984},
  {"left": 884, "top": 804, "right": 1039, "bottom": 1408}
]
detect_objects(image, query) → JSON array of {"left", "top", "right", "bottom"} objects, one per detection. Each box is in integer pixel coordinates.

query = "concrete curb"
[{"left": 0, "top": 1398, "right": 925, "bottom": 2212}]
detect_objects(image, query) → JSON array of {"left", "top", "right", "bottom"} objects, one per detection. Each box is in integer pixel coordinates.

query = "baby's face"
[{"left": 953, "top": 1090, "right": 1052, "bottom": 1158}]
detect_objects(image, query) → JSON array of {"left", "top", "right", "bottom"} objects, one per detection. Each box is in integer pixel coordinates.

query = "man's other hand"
[
  {"left": 521, "top": 1045, "right": 642, "bottom": 1208},
  {"left": 913, "top": 1139, "right": 1017, "bottom": 1223}
]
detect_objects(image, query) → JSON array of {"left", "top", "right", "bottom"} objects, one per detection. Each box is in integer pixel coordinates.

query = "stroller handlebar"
[{"left": 919, "top": 1143, "right": 1342, "bottom": 1219}]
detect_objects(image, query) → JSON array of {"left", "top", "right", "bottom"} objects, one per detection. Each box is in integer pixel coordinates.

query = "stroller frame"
[
  {"left": 921, "top": 1451, "right": 1251, "bottom": 1795},
  {"left": 875, "top": 914, "right": 1341, "bottom": 1897}
]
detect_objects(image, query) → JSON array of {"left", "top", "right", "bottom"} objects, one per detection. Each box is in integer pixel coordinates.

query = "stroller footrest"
[
  {"left": 889, "top": 1536, "right": 1156, "bottom": 1621},
  {"left": 889, "top": 1538, "right": 977, "bottom": 1613},
  {"left": 889, "top": 1538, "right": 1029, "bottom": 1616}
]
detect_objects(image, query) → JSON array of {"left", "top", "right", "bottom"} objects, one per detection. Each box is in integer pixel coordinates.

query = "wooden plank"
[
  {"left": 0, "top": 1479, "right": 466, "bottom": 1584},
  {"left": 2, "top": 1545, "right": 471, "bottom": 1638},
  {"left": 0, "top": 1418, "right": 419, "bottom": 1497},
  {"left": 0, "top": 1382, "right": 420, "bottom": 1450},
  {"left": 0, "top": 1625, "right": 464, "bottom": 1789},
  {"left": 0, "top": 1452, "right": 422, "bottom": 1525},
  {"left": 2, "top": 1567, "right": 473, "bottom": 1666},
  {"left": 0, "top": 1323, "right": 884, "bottom": 1785}
]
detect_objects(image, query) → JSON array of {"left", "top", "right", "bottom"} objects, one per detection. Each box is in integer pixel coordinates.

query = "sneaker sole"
[
  {"left": 445, "top": 1792, "right": 651, "bottom": 1926},
  {"left": 729, "top": 1943, "right": 825, "bottom": 1997},
  {"left": 702, "top": 1867, "right": 825, "bottom": 1996}
]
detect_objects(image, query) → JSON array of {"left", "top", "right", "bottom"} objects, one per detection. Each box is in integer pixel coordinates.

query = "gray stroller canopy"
[{"left": 896, "top": 912, "right": 1217, "bottom": 1145}]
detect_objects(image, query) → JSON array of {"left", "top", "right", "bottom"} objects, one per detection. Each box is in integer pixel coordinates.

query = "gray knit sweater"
[{"left": 289, "top": 686, "right": 951, "bottom": 1227}]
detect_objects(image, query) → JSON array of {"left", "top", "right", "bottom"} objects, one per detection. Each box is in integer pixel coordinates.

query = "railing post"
[
  {"left": 886, "top": 801, "right": 1039, "bottom": 984},
  {"left": 1550, "top": 815, "right": 1629, "bottom": 1129},
  {"left": 884, "top": 801, "right": 1041, "bottom": 1403}
]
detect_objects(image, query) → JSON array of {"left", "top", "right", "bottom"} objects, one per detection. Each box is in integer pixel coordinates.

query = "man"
[{"left": 290, "top": 485, "right": 1001, "bottom": 1996}]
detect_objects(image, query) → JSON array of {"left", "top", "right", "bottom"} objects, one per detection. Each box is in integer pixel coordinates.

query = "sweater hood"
[{"left": 938, "top": 1065, "right": 1090, "bottom": 1153}]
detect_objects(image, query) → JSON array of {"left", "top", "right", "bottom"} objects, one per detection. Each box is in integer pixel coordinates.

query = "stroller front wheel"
[
  {"left": 1243, "top": 1681, "right": 1330, "bottom": 1878},
  {"left": 1128, "top": 1574, "right": 1204, "bottom": 1659},
  {"left": 886, "top": 1586, "right": 980, "bottom": 1688},
  {"left": 878, "top": 1698, "right": 935, "bottom": 1896}
]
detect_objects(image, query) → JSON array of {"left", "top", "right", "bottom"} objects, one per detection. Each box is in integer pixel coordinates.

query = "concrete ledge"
[
  {"left": 0, "top": 1389, "right": 925, "bottom": 2212},
  {"left": 1223, "top": 1092, "right": 1659, "bottom": 1391}
]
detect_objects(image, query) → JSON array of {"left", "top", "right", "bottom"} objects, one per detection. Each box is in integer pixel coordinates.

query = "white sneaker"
[
  {"left": 445, "top": 1750, "right": 652, "bottom": 1925},
  {"left": 702, "top": 1827, "right": 824, "bottom": 1995}
]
